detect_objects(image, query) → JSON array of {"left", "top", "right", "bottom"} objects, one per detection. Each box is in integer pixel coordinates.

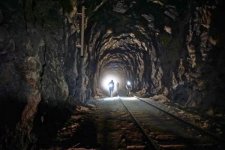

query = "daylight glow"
[
  {"left": 120, "top": 97, "right": 137, "bottom": 100},
  {"left": 101, "top": 74, "right": 120, "bottom": 92},
  {"left": 101, "top": 97, "right": 120, "bottom": 101}
]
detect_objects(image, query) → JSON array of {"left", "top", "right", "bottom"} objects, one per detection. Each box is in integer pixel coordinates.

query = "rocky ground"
[
  {"left": 147, "top": 95, "right": 225, "bottom": 139},
  {"left": 38, "top": 96, "right": 225, "bottom": 150},
  {"left": 44, "top": 99, "right": 146, "bottom": 150}
]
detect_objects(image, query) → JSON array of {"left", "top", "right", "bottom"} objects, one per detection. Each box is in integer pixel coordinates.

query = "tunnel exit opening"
[
  {"left": 99, "top": 69, "right": 124, "bottom": 97},
  {"left": 97, "top": 63, "right": 135, "bottom": 97}
]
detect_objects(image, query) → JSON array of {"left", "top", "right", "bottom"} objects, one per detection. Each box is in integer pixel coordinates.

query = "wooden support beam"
[
  {"left": 75, "top": 6, "right": 85, "bottom": 57},
  {"left": 76, "top": 44, "right": 81, "bottom": 48},
  {"left": 81, "top": 6, "right": 85, "bottom": 57}
]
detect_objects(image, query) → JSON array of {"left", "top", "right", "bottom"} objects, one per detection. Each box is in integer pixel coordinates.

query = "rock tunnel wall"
[
  {"left": 0, "top": 0, "right": 91, "bottom": 149},
  {"left": 156, "top": 0, "right": 225, "bottom": 113},
  {"left": 0, "top": 0, "right": 225, "bottom": 149},
  {"left": 86, "top": 0, "right": 225, "bottom": 113}
]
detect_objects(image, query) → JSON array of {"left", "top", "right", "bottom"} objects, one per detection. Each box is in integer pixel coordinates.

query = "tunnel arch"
[{"left": 85, "top": 4, "right": 162, "bottom": 97}]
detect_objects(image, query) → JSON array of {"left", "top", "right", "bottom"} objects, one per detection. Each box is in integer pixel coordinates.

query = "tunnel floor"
[{"left": 43, "top": 97, "right": 225, "bottom": 150}]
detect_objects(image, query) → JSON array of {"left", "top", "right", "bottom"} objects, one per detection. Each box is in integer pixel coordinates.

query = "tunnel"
[{"left": 0, "top": 0, "right": 225, "bottom": 149}]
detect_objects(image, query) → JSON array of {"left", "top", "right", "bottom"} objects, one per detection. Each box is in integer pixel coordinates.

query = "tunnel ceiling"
[
  {"left": 1, "top": 0, "right": 225, "bottom": 149},
  {"left": 86, "top": 1, "right": 155, "bottom": 83},
  {"left": 83, "top": 0, "right": 184, "bottom": 89},
  {"left": 81, "top": 0, "right": 225, "bottom": 107}
]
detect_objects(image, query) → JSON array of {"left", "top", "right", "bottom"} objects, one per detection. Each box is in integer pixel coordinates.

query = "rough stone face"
[
  {"left": 0, "top": 0, "right": 81, "bottom": 149},
  {"left": 40, "top": 36, "right": 69, "bottom": 105},
  {"left": 113, "top": 0, "right": 129, "bottom": 14},
  {"left": 0, "top": 26, "right": 45, "bottom": 149},
  {"left": 0, "top": 0, "right": 225, "bottom": 149},
  {"left": 85, "top": 0, "right": 225, "bottom": 114}
]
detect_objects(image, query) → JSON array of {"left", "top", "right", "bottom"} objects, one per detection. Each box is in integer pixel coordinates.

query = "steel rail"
[
  {"left": 135, "top": 96, "right": 225, "bottom": 145},
  {"left": 118, "top": 98, "right": 159, "bottom": 150}
]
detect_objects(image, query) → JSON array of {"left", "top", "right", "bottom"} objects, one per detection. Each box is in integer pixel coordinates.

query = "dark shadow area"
[
  {"left": 0, "top": 97, "right": 26, "bottom": 129},
  {"left": 102, "top": 117, "right": 109, "bottom": 149},
  {"left": 0, "top": 97, "right": 27, "bottom": 150},
  {"left": 32, "top": 100, "right": 74, "bottom": 149},
  {"left": 55, "top": 116, "right": 98, "bottom": 149}
]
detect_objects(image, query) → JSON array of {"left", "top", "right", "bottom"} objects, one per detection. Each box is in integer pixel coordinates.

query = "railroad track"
[{"left": 119, "top": 97, "right": 224, "bottom": 150}]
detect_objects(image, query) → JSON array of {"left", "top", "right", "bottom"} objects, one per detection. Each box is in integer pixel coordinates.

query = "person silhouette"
[
  {"left": 126, "top": 81, "right": 132, "bottom": 96},
  {"left": 108, "top": 80, "right": 114, "bottom": 97}
]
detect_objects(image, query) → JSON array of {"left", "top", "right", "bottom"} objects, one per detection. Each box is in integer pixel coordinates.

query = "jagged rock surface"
[
  {"left": 0, "top": 0, "right": 225, "bottom": 149},
  {"left": 0, "top": 0, "right": 86, "bottom": 149},
  {"left": 86, "top": 0, "right": 225, "bottom": 114}
]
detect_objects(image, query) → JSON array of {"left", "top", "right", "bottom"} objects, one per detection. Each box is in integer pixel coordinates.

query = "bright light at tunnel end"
[
  {"left": 101, "top": 75, "right": 120, "bottom": 92},
  {"left": 100, "top": 96, "right": 137, "bottom": 101}
]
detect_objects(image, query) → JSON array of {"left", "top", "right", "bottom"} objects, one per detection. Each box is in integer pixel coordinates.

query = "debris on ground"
[{"left": 143, "top": 96, "right": 225, "bottom": 138}]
